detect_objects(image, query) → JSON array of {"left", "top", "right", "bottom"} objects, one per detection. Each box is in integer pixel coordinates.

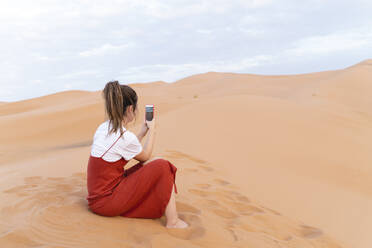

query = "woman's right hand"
[{"left": 145, "top": 118, "right": 156, "bottom": 130}]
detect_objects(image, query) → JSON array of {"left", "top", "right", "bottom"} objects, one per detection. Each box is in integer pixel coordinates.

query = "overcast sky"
[{"left": 1, "top": 0, "right": 371, "bottom": 102}]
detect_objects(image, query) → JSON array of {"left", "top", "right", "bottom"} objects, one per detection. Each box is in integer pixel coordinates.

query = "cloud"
[
  {"left": 79, "top": 43, "right": 132, "bottom": 57},
  {"left": 127, "top": 0, "right": 274, "bottom": 20},
  {"left": 196, "top": 29, "right": 213, "bottom": 35},
  {"left": 285, "top": 28, "right": 372, "bottom": 56},
  {"left": 31, "top": 53, "right": 63, "bottom": 62},
  {"left": 56, "top": 70, "right": 103, "bottom": 79},
  {"left": 117, "top": 55, "right": 275, "bottom": 83},
  {"left": 30, "top": 79, "right": 43, "bottom": 85}
]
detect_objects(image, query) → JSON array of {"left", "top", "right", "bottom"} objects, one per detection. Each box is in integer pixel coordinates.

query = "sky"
[{"left": 1, "top": 0, "right": 371, "bottom": 102}]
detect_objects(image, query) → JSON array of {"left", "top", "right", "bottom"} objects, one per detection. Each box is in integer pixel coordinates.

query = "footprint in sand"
[
  {"left": 188, "top": 189, "right": 210, "bottom": 197},
  {"left": 260, "top": 206, "right": 281, "bottom": 216},
  {"left": 298, "top": 225, "right": 323, "bottom": 239},
  {"left": 166, "top": 150, "right": 217, "bottom": 173},
  {"left": 188, "top": 188, "right": 241, "bottom": 202},
  {"left": 213, "top": 178, "right": 230, "bottom": 186},
  {"left": 188, "top": 186, "right": 265, "bottom": 221},
  {"left": 210, "top": 190, "right": 237, "bottom": 201},
  {"left": 237, "top": 214, "right": 325, "bottom": 242},
  {"left": 187, "top": 188, "right": 241, "bottom": 220},
  {"left": 23, "top": 176, "right": 43, "bottom": 184},
  {"left": 212, "top": 207, "right": 239, "bottom": 219},
  {"left": 197, "top": 165, "right": 214, "bottom": 171},
  {"left": 162, "top": 150, "right": 214, "bottom": 174},
  {"left": 203, "top": 199, "right": 220, "bottom": 207},
  {"left": 176, "top": 202, "right": 202, "bottom": 215},
  {"left": 222, "top": 200, "right": 265, "bottom": 216},
  {"left": 195, "top": 183, "right": 211, "bottom": 189},
  {"left": 235, "top": 195, "right": 250, "bottom": 203},
  {"left": 164, "top": 150, "right": 209, "bottom": 164}
]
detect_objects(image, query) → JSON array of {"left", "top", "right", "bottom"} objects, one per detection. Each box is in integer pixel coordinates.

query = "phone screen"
[{"left": 145, "top": 105, "right": 154, "bottom": 121}]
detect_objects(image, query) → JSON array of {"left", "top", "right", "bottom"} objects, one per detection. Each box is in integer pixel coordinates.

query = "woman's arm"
[
  {"left": 133, "top": 128, "right": 156, "bottom": 162},
  {"left": 136, "top": 122, "right": 149, "bottom": 142},
  {"left": 133, "top": 119, "right": 156, "bottom": 162}
]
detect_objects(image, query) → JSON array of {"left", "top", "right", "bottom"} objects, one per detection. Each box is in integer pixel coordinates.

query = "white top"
[{"left": 90, "top": 120, "right": 143, "bottom": 162}]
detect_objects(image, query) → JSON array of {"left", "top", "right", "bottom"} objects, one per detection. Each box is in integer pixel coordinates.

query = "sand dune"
[{"left": 1, "top": 59, "right": 371, "bottom": 247}]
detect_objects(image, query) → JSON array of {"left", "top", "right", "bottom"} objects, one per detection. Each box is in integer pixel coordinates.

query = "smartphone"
[{"left": 145, "top": 104, "right": 154, "bottom": 121}]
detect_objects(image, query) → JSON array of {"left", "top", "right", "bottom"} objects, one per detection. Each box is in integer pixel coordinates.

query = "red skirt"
[{"left": 87, "top": 157, "right": 178, "bottom": 219}]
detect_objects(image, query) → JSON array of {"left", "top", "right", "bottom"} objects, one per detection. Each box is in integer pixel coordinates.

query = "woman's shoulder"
[
  {"left": 121, "top": 129, "right": 137, "bottom": 142},
  {"left": 95, "top": 120, "right": 109, "bottom": 132},
  {"left": 94, "top": 120, "right": 136, "bottom": 141},
  {"left": 99, "top": 120, "right": 110, "bottom": 128}
]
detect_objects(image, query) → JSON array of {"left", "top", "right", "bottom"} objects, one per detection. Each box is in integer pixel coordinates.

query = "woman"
[{"left": 86, "top": 80, "right": 188, "bottom": 228}]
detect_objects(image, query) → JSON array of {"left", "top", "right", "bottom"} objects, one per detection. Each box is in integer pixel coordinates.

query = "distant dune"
[{"left": 0, "top": 59, "right": 371, "bottom": 248}]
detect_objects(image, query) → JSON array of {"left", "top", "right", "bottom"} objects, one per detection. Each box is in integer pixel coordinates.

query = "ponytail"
[{"left": 102, "top": 80, "right": 138, "bottom": 136}]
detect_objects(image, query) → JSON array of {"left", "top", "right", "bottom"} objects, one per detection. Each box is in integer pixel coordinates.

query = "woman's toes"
[
  {"left": 166, "top": 218, "right": 189, "bottom": 228},
  {"left": 177, "top": 219, "right": 189, "bottom": 228}
]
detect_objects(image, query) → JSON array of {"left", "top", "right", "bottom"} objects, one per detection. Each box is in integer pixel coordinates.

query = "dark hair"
[{"left": 102, "top": 80, "right": 138, "bottom": 136}]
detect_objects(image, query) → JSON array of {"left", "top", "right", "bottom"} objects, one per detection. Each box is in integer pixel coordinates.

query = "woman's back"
[
  {"left": 90, "top": 120, "right": 143, "bottom": 162},
  {"left": 87, "top": 120, "right": 143, "bottom": 205}
]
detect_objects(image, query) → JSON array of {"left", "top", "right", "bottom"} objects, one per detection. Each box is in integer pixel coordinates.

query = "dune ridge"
[{"left": 1, "top": 59, "right": 371, "bottom": 247}]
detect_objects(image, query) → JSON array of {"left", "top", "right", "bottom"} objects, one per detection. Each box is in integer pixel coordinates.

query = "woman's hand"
[
  {"left": 136, "top": 121, "right": 149, "bottom": 142},
  {"left": 145, "top": 118, "right": 155, "bottom": 130},
  {"left": 140, "top": 121, "right": 149, "bottom": 135}
]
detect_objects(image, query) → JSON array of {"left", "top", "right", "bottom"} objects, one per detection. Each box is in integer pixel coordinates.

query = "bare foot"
[{"left": 166, "top": 218, "right": 189, "bottom": 228}]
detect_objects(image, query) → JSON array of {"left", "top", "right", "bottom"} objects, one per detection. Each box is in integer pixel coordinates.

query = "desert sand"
[{"left": 1, "top": 59, "right": 371, "bottom": 248}]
